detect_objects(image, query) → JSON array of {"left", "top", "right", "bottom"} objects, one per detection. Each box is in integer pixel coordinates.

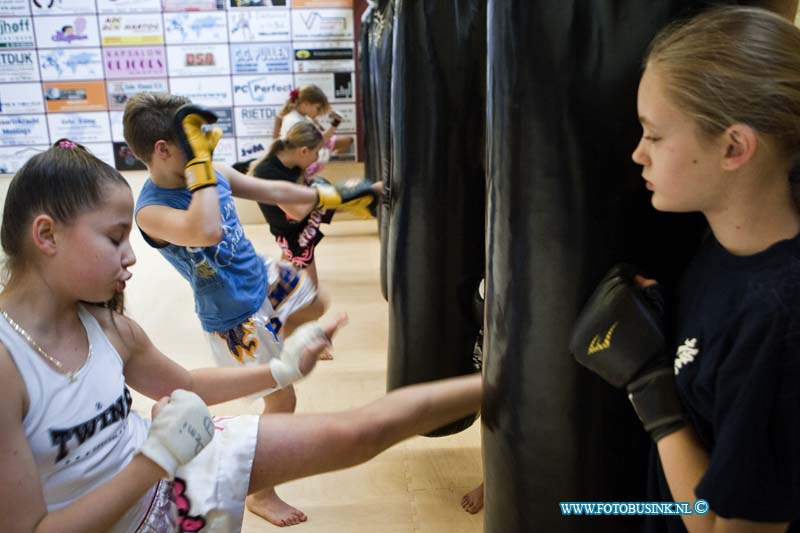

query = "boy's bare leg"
[
  {"left": 461, "top": 482, "right": 484, "bottom": 513},
  {"left": 247, "top": 374, "right": 482, "bottom": 493}
]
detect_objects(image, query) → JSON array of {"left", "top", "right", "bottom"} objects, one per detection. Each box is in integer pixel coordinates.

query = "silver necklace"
[{"left": 0, "top": 309, "right": 90, "bottom": 383}]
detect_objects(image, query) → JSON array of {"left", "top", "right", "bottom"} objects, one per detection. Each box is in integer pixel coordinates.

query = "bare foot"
[
  {"left": 461, "top": 483, "right": 484, "bottom": 514},
  {"left": 247, "top": 488, "right": 307, "bottom": 527},
  {"left": 319, "top": 346, "right": 334, "bottom": 360}
]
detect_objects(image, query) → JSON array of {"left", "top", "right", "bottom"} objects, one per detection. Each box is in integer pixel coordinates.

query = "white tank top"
[{"left": 0, "top": 305, "right": 154, "bottom": 531}]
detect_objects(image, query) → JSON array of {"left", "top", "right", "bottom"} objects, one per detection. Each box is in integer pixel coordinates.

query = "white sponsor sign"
[
  {"left": 0, "top": 17, "right": 35, "bottom": 48},
  {"left": 212, "top": 136, "right": 236, "bottom": 166},
  {"left": 84, "top": 142, "right": 115, "bottom": 167},
  {"left": 0, "top": 82, "right": 44, "bottom": 114},
  {"left": 97, "top": 0, "right": 163, "bottom": 12},
  {"left": 0, "top": 146, "right": 47, "bottom": 174},
  {"left": 166, "top": 43, "right": 230, "bottom": 77},
  {"left": 292, "top": 40, "right": 353, "bottom": 72},
  {"left": 236, "top": 137, "right": 268, "bottom": 160},
  {"left": 106, "top": 79, "right": 169, "bottom": 110},
  {"left": 294, "top": 71, "right": 354, "bottom": 102},
  {"left": 169, "top": 76, "right": 232, "bottom": 107},
  {"left": 291, "top": 9, "right": 352, "bottom": 40},
  {"left": 164, "top": 11, "right": 228, "bottom": 44},
  {"left": 30, "top": 0, "right": 96, "bottom": 15},
  {"left": 0, "top": 0, "right": 28, "bottom": 16},
  {"left": 231, "top": 42, "right": 291, "bottom": 74},
  {"left": 109, "top": 110, "right": 125, "bottom": 141},
  {"left": 232, "top": 74, "right": 293, "bottom": 106},
  {"left": 228, "top": 9, "right": 290, "bottom": 42},
  {"left": 39, "top": 48, "right": 103, "bottom": 81},
  {"left": 234, "top": 105, "right": 281, "bottom": 137},
  {"left": 33, "top": 15, "right": 100, "bottom": 48},
  {"left": 100, "top": 13, "right": 163, "bottom": 46},
  {"left": 317, "top": 102, "right": 355, "bottom": 132},
  {"left": 0, "top": 50, "right": 39, "bottom": 82},
  {"left": 47, "top": 111, "right": 112, "bottom": 143},
  {"left": 0, "top": 114, "right": 49, "bottom": 145}
]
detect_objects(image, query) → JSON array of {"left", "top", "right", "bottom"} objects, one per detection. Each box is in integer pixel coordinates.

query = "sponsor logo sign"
[
  {"left": 0, "top": 82, "right": 44, "bottom": 114},
  {"left": 0, "top": 17, "right": 34, "bottom": 48},
  {"left": 0, "top": 50, "right": 39, "bottom": 81},
  {"left": 0, "top": 114, "right": 49, "bottom": 146},
  {"left": 47, "top": 111, "right": 111, "bottom": 143},
  {"left": 236, "top": 137, "right": 267, "bottom": 160},
  {"left": 231, "top": 42, "right": 291, "bottom": 74},
  {"left": 169, "top": 75, "right": 232, "bottom": 106},
  {"left": 0, "top": 146, "right": 47, "bottom": 174},
  {"left": 293, "top": 40, "right": 353, "bottom": 72},
  {"left": 83, "top": 142, "right": 115, "bottom": 167},
  {"left": 211, "top": 136, "right": 236, "bottom": 165},
  {"left": 34, "top": 15, "right": 100, "bottom": 48},
  {"left": 104, "top": 47, "right": 166, "bottom": 78},
  {"left": 232, "top": 74, "right": 292, "bottom": 106},
  {"left": 291, "top": 9, "right": 352, "bottom": 40},
  {"left": 30, "top": 0, "right": 96, "bottom": 15},
  {"left": 229, "top": 0, "right": 287, "bottom": 7},
  {"left": 317, "top": 102, "right": 355, "bottom": 132},
  {"left": 233, "top": 105, "right": 280, "bottom": 137},
  {"left": 162, "top": 0, "right": 222, "bottom": 11},
  {"left": 112, "top": 141, "right": 146, "bottom": 170},
  {"left": 164, "top": 11, "right": 228, "bottom": 44},
  {"left": 166, "top": 43, "right": 230, "bottom": 76},
  {"left": 228, "top": 9, "right": 290, "bottom": 42},
  {"left": 106, "top": 79, "right": 168, "bottom": 110},
  {"left": 100, "top": 14, "right": 164, "bottom": 46},
  {"left": 291, "top": 0, "right": 351, "bottom": 6},
  {"left": 210, "top": 107, "right": 234, "bottom": 135},
  {"left": 97, "top": 0, "right": 163, "bottom": 13},
  {"left": 0, "top": 1, "right": 29, "bottom": 16},
  {"left": 43, "top": 80, "right": 107, "bottom": 112},
  {"left": 39, "top": 48, "right": 104, "bottom": 81},
  {"left": 294, "top": 71, "right": 353, "bottom": 102}
]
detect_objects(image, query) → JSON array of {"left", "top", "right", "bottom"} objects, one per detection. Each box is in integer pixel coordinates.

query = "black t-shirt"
[
  {"left": 645, "top": 233, "right": 800, "bottom": 532},
  {"left": 250, "top": 154, "right": 333, "bottom": 248}
]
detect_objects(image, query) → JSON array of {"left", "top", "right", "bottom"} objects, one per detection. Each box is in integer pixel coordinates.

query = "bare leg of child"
[
  {"left": 245, "top": 291, "right": 331, "bottom": 526},
  {"left": 247, "top": 373, "right": 482, "bottom": 504},
  {"left": 460, "top": 482, "right": 484, "bottom": 514}
]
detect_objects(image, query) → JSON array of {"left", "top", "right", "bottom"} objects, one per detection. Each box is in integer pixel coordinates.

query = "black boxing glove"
[{"left": 569, "top": 264, "right": 685, "bottom": 442}]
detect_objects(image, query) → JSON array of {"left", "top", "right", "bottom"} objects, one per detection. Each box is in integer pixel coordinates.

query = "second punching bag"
[{"left": 386, "top": 0, "right": 487, "bottom": 435}]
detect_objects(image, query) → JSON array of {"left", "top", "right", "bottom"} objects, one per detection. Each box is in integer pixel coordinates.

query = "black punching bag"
[
  {"left": 363, "top": 0, "right": 395, "bottom": 302},
  {"left": 482, "top": 2, "right": 710, "bottom": 531},
  {"left": 386, "top": 0, "right": 486, "bottom": 435}
]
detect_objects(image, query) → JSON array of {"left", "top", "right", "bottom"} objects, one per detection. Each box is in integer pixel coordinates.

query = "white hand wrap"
[
  {"left": 138, "top": 390, "right": 215, "bottom": 479},
  {"left": 269, "top": 321, "right": 327, "bottom": 388}
]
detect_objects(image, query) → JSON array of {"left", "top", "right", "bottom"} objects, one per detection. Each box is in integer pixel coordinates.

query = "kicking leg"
[{"left": 247, "top": 374, "right": 482, "bottom": 492}]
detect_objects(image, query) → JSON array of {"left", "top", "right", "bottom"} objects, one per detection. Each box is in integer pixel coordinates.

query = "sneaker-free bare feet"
[
  {"left": 461, "top": 482, "right": 484, "bottom": 514},
  {"left": 319, "top": 346, "right": 334, "bottom": 360},
  {"left": 246, "top": 488, "right": 307, "bottom": 527}
]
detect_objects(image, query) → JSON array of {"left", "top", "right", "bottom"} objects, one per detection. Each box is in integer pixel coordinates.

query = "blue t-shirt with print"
[{"left": 135, "top": 171, "right": 267, "bottom": 332}]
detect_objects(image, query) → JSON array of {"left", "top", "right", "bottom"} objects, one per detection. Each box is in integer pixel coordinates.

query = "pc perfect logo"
[
  {"left": 0, "top": 18, "right": 34, "bottom": 48},
  {"left": 233, "top": 76, "right": 292, "bottom": 105}
]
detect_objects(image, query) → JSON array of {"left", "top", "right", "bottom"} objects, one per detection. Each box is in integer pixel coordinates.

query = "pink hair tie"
[
  {"left": 57, "top": 139, "right": 77, "bottom": 149},
  {"left": 289, "top": 88, "right": 299, "bottom": 102}
]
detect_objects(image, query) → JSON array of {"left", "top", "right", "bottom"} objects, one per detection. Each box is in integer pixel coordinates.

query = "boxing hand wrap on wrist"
[
  {"left": 627, "top": 367, "right": 686, "bottom": 442},
  {"left": 269, "top": 321, "right": 327, "bottom": 388},
  {"left": 137, "top": 390, "right": 214, "bottom": 479}
]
